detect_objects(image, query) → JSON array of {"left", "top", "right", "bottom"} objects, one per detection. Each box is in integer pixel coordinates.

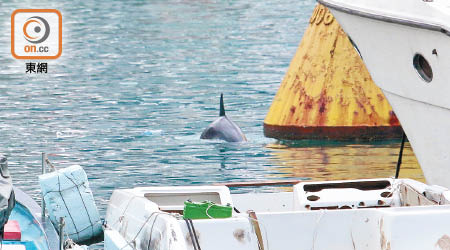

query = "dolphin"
[{"left": 200, "top": 94, "right": 247, "bottom": 142}]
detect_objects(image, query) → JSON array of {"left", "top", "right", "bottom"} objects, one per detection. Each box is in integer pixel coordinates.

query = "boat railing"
[{"left": 213, "top": 179, "right": 302, "bottom": 187}]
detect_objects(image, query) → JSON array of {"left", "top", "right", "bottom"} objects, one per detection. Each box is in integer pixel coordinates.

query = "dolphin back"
[
  {"left": 200, "top": 116, "right": 246, "bottom": 142},
  {"left": 200, "top": 93, "right": 246, "bottom": 142}
]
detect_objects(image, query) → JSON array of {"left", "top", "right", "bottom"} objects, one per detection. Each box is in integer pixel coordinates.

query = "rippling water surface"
[{"left": 0, "top": 0, "right": 423, "bottom": 241}]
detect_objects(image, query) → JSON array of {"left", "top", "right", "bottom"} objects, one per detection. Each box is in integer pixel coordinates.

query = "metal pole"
[
  {"left": 41, "top": 152, "right": 46, "bottom": 219},
  {"left": 247, "top": 210, "right": 264, "bottom": 250},
  {"left": 59, "top": 217, "right": 65, "bottom": 250}
]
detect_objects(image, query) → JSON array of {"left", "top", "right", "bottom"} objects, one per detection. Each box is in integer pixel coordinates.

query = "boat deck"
[{"left": 104, "top": 178, "right": 450, "bottom": 250}]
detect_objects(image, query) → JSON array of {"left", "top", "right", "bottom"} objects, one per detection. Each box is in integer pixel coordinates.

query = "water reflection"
[{"left": 267, "top": 141, "right": 424, "bottom": 182}]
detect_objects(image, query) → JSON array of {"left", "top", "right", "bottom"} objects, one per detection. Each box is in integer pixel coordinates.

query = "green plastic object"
[{"left": 183, "top": 201, "right": 232, "bottom": 219}]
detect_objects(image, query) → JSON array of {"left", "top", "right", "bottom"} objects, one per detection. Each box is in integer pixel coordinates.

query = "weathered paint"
[
  {"left": 264, "top": 4, "right": 402, "bottom": 140},
  {"left": 436, "top": 235, "right": 450, "bottom": 250}
]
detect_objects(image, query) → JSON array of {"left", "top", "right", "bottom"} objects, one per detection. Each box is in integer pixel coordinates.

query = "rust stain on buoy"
[{"left": 264, "top": 4, "right": 402, "bottom": 140}]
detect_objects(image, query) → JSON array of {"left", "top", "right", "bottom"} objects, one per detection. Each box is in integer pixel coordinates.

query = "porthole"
[
  {"left": 307, "top": 195, "right": 320, "bottom": 201},
  {"left": 413, "top": 53, "right": 433, "bottom": 82}
]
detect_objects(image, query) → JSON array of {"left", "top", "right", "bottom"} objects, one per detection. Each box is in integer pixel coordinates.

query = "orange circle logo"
[{"left": 23, "top": 16, "right": 50, "bottom": 44}]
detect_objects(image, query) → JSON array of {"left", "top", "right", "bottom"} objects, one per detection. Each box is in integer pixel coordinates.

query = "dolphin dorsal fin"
[{"left": 219, "top": 93, "right": 225, "bottom": 116}]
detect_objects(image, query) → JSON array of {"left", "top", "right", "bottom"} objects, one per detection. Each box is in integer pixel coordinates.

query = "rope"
[
  {"left": 385, "top": 178, "right": 401, "bottom": 207},
  {"left": 120, "top": 211, "right": 166, "bottom": 250},
  {"left": 42, "top": 168, "right": 102, "bottom": 240},
  {"left": 110, "top": 196, "right": 138, "bottom": 229},
  {"left": 56, "top": 173, "right": 80, "bottom": 240},
  {"left": 45, "top": 158, "right": 57, "bottom": 171},
  {"left": 146, "top": 213, "right": 162, "bottom": 250},
  {"left": 189, "top": 219, "right": 201, "bottom": 250},
  {"left": 395, "top": 132, "right": 406, "bottom": 179},
  {"left": 184, "top": 219, "right": 201, "bottom": 250},
  {"left": 109, "top": 195, "right": 173, "bottom": 250},
  {"left": 64, "top": 172, "right": 96, "bottom": 237},
  {"left": 184, "top": 219, "right": 196, "bottom": 250},
  {"left": 205, "top": 204, "right": 214, "bottom": 219},
  {"left": 111, "top": 195, "right": 181, "bottom": 250}
]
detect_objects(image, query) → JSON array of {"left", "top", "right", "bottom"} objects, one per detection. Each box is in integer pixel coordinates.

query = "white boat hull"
[
  {"left": 319, "top": 0, "right": 450, "bottom": 188},
  {"left": 104, "top": 180, "right": 450, "bottom": 250},
  {"left": 383, "top": 92, "right": 450, "bottom": 188}
]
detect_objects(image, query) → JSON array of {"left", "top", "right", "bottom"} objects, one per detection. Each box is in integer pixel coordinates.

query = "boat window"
[{"left": 413, "top": 53, "right": 433, "bottom": 82}]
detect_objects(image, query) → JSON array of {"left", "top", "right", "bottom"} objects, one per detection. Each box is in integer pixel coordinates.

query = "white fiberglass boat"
[
  {"left": 104, "top": 178, "right": 450, "bottom": 250},
  {"left": 317, "top": 0, "right": 450, "bottom": 188}
]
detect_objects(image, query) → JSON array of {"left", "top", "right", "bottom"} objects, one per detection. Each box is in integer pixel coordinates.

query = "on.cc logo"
[
  {"left": 11, "top": 9, "right": 62, "bottom": 60},
  {"left": 23, "top": 16, "right": 50, "bottom": 44}
]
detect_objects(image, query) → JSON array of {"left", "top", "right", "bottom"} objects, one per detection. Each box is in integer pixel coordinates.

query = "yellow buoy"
[{"left": 264, "top": 4, "right": 402, "bottom": 140}]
